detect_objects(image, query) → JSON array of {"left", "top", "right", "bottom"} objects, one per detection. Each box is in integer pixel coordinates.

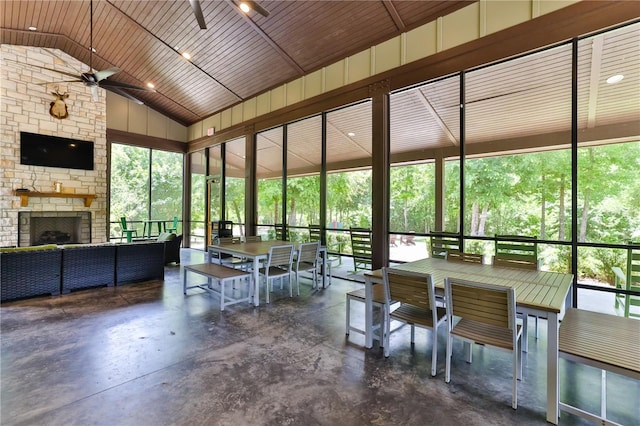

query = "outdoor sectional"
[{"left": 0, "top": 239, "right": 170, "bottom": 302}]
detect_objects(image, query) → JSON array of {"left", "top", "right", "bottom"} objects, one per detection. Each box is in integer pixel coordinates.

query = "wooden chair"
[
  {"left": 309, "top": 224, "right": 338, "bottom": 283},
  {"left": 494, "top": 234, "right": 538, "bottom": 268},
  {"left": 258, "top": 244, "right": 295, "bottom": 303},
  {"left": 346, "top": 283, "right": 387, "bottom": 342},
  {"left": 495, "top": 234, "right": 540, "bottom": 342},
  {"left": 383, "top": 268, "right": 447, "bottom": 377},
  {"left": 430, "top": 232, "right": 460, "bottom": 259},
  {"left": 243, "top": 235, "right": 262, "bottom": 242},
  {"left": 274, "top": 224, "right": 287, "bottom": 241},
  {"left": 209, "top": 236, "right": 250, "bottom": 270},
  {"left": 308, "top": 224, "right": 322, "bottom": 243},
  {"left": 614, "top": 242, "right": 640, "bottom": 318},
  {"left": 292, "top": 242, "right": 320, "bottom": 289},
  {"left": 445, "top": 277, "right": 522, "bottom": 409},
  {"left": 119, "top": 217, "right": 138, "bottom": 242},
  {"left": 350, "top": 227, "right": 373, "bottom": 272}
]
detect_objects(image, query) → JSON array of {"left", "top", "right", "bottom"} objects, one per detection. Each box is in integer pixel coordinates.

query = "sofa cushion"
[
  {"left": 0, "top": 244, "right": 58, "bottom": 253},
  {"left": 157, "top": 232, "right": 176, "bottom": 242}
]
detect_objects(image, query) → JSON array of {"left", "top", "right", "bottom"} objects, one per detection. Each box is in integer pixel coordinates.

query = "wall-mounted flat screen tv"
[{"left": 20, "top": 131, "right": 94, "bottom": 170}]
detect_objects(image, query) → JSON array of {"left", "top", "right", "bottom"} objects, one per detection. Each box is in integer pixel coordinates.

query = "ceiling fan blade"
[
  {"left": 189, "top": 0, "right": 207, "bottom": 29},
  {"left": 104, "top": 86, "right": 145, "bottom": 105},
  {"left": 41, "top": 48, "right": 84, "bottom": 75},
  {"left": 35, "top": 80, "right": 82, "bottom": 86},
  {"left": 94, "top": 67, "right": 120, "bottom": 82},
  {"left": 36, "top": 66, "right": 82, "bottom": 80},
  {"left": 99, "top": 79, "right": 156, "bottom": 92},
  {"left": 91, "top": 86, "right": 99, "bottom": 102}
]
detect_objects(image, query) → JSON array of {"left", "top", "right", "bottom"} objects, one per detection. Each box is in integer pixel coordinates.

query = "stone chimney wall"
[{"left": 1, "top": 45, "right": 108, "bottom": 246}]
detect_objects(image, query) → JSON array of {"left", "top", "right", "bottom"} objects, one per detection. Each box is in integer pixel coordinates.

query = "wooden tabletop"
[
  {"left": 212, "top": 240, "right": 293, "bottom": 257},
  {"left": 366, "top": 257, "right": 573, "bottom": 314}
]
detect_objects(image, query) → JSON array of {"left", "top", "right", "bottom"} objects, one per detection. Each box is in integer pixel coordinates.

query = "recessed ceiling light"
[
  {"left": 28, "top": 26, "right": 37, "bottom": 31},
  {"left": 347, "top": 132, "right": 356, "bottom": 137},
  {"left": 88, "top": 47, "right": 96, "bottom": 53},
  {"left": 606, "top": 74, "right": 624, "bottom": 84},
  {"left": 239, "top": 2, "right": 251, "bottom": 13},
  {"left": 147, "top": 82, "right": 155, "bottom": 89},
  {"left": 182, "top": 52, "right": 191, "bottom": 60}
]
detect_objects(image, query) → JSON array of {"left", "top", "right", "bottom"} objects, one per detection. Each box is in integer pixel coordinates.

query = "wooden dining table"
[
  {"left": 364, "top": 257, "right": 573, "bottom": 424},
  {"left": 211, "top": 240, "right": 329, "bottom": 306}
]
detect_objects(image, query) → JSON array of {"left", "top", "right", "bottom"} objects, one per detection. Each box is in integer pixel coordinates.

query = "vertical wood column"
[
  {"left": 244, "top": 125, "right": 257, "bottom": 237},
  {"left": 182, "top": 152, "right": 192, "bottom": 247},
  {"left": 434, "top": 150, "right": 445, "bottom": 231},
  {"left": 371, "top": 79, "right": 390, "bottom": 269}
]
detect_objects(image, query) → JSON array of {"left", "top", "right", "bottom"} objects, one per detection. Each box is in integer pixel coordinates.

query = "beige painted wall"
[
  {"left": 106, "top": 91, "right": 188, "bottom": 142},
  {"left": 188, "top": 0, "right": 579, "bottom": 141}
]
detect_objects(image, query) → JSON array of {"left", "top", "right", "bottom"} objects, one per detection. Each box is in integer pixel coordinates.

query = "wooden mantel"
[{"left": 13, "top": 190, "right": 96, "bottom": 207}]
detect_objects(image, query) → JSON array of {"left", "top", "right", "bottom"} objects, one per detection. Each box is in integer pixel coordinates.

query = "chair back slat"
[
  {"left": 243, "top": 236, "right": 262, "bottom": 242},
  {"left": 383, "top": 268, "right": 435, "bottom": 311},
  {"left": 446, "top": 278, "right": 515, "bottom": 330},
  {"left": 430, "top": 232, "right": 460, "bottom": 259},
  {"left": 269, "top": 245, "right": 294, "bottom": 268},
  {"left": 447, "top": 251, "right": 482, "bottom": 264},
  {"left": 298, "top": 242, "right": 319, "bottom": 264},
  {"left": 493, "top": 255, "right": 538, "bottom": 270}
]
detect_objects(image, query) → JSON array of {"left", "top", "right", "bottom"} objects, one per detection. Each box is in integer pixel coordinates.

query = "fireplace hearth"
[{"left": 18, "top": 212, "right": 91, "bottom": 247}]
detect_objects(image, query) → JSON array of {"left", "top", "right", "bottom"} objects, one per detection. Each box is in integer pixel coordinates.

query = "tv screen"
[{"left": 20, "top": 132, "right": 94, "bottom": 170}]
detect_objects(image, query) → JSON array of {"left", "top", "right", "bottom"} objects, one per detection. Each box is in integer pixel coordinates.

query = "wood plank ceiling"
[{"left": 0, "top": 0, "right": 473, "bottom": 126}]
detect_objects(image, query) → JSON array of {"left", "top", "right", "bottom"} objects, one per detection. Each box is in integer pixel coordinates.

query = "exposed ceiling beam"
[
  {"left": 105, "top": 0, "right": 243, "bottom": 102},
  {"left": 189, "top": 0, "right": 207, "bottom": 30},
  {"left": 587, "top": 35, "right": 603, "bottom": 129},
  {"left": 226, "top": 0, "right": 305, "bottom": 76},
  {"left": 382, "top": 0, "right": 405, "bottom": 32},
  {"left": 416, "top": 89, "right": 458, "bottom": 146}
]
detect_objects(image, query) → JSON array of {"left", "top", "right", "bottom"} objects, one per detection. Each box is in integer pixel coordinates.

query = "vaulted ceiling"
[{"left": 0, "top": 0, "right": 473, "bottom": 126}]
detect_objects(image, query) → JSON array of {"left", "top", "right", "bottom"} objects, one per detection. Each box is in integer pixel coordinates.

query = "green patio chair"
[
  {"left": 614, "top": 242, "right": 640, "bottom": 318},
  {"left": 166, "top": 216, "right": 179, "bottom": 233},
  {"left": 120, "top": 217, "right": 138, "bottom": 243}
]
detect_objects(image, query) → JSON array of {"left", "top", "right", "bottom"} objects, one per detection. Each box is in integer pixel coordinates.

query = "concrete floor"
[{"left": 1, "top": 249, "right": 638, "bottom": 426}]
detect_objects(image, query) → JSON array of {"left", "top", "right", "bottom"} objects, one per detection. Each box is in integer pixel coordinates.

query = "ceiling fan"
[
  {"left": 38, "top": 0, "right": 155, "bottom": 103},
  {"left": 190, "top": 0, "right": 269, "bottom": 30}
]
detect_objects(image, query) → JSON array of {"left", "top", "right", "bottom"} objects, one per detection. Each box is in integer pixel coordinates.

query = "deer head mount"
[{"left": 49, "top": 90, "right": 69, "bottom": 119}]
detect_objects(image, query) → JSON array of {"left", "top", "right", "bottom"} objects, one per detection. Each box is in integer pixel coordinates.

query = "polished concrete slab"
[{"left": 1, "top": 249, "right": 638, "bottom": 425}]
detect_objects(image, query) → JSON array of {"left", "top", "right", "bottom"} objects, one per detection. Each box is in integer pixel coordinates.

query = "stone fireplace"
[{"left": 18, "top": 212, "right": 91, "bottom": 247}]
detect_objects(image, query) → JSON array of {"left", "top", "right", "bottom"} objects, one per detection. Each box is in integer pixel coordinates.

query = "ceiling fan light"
[
  {"left": 606, "top": 74, "right": 624, "bottom": 84},
  {"left": 239, "top": 2, "right": 251, "bottom": 13}
]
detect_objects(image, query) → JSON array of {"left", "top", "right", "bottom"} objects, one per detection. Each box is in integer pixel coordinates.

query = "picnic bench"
[
  {"left": 183, "top": 263, "right": 253, "bottom": 311},
  {"left": 558, "top": 308, "right": 640, "bottom": 424}
]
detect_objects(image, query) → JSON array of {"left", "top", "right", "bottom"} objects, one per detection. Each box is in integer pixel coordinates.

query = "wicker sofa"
[
  {"left": 1, "top": 240, "right": 167, "bottom": 302},
  {"left": 0, "top": 245, "right": 62, "bottom": 302}
]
